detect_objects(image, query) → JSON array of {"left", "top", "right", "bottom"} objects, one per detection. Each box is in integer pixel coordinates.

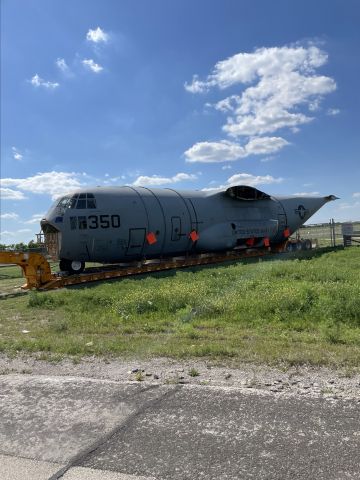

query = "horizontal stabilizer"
[{"left": 324, "top": 195, "right": 339, "bottom": 202}]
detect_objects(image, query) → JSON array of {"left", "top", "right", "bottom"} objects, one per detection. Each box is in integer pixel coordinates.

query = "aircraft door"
[
  {"left": 278, "top": 214, "right": 287, "bottom": 231},
  {"left": 127, "top": 228, "right": 146, "bottom": 256},
  {"left": 171, "top": 216, "right": 182, "bottom": 241},
  {"left": 273, "top": 200, "right": 288, "bottom": 242}
]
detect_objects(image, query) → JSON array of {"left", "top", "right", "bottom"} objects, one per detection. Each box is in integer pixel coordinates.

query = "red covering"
[
  {"left": 246, "top": 237, "right": 255, "bottom": 246},
  {"left": 189, "top": 230, "right": 199, "bottom": 242},
  {"left": 283, "top": 228, "right": 291, "bottom": 238},
  {"left": 263, "top": 237, "right": 270, "bottom": 247},
  {"left": 146, "top": 232, "right": 157, "bottom": 245}
]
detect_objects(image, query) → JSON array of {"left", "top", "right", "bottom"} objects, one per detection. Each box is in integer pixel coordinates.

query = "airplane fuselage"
[{"left": 41, "top": 185, "right": 336, "bottom": 271}]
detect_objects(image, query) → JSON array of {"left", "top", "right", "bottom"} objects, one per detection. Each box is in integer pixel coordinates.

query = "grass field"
[{"left": 0, "top": 247, "right": 359, "bottom": 368}]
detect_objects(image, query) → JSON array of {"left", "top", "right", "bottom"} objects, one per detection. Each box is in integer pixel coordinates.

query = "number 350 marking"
[{"left": 88, "top": 214, "right": 120, "bottom": 229}]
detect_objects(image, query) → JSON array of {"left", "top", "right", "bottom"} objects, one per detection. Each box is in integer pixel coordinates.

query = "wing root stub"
[{"left": 225, "top": 185, "right": 271, "bottom": 201}]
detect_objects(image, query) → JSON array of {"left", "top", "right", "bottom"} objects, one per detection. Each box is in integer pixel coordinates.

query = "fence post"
[{"left": 329, "top": 219, "right": 334, "bottom": 247}]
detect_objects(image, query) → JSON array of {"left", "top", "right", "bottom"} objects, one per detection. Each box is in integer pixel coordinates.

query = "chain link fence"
[{"left": 291, "top": 220, "right": 360, "bottom": 247}]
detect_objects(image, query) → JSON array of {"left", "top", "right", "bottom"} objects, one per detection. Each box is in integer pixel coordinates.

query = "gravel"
[{"left": 0, "top": 353, "right": 359, "bottom": 401}]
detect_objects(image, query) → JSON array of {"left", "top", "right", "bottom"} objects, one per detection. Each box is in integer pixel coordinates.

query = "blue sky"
[{"left": 1, "top": 0, "right": 360, "bottom": 243}]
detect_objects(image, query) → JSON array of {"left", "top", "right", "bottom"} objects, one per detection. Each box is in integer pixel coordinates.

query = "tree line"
[{"left": 0, "top": 240, "right": 43, "bottom": 251}]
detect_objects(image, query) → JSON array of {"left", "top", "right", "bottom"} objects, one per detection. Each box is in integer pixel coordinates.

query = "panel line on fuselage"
[{"left": 138, "top": 186, "right": 167, "bottom": 256}]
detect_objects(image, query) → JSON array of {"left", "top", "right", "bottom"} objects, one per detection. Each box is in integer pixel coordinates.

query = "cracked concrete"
[{"left": 0, "top": 365, "right": 359, "bottom": 479}]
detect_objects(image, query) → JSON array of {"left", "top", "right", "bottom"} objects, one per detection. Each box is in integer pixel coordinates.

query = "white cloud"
[
  {"left": 133, "top": 172, "right": 197, "bottom": 187},
  {"left": 338, "top": 201, "right": 360, "bottom": 211},
  {"left": 56, "top": 58, "right": 69, "bottom": 72},
  {"left": 0, "top": 231, "right": 15, "bottom": 237},
  {"left": 185, "top": 137, "right": 288, "bottom": 163},
  {"left": 24, "top": 213, "right": 45, "bottom": 224},
  {"left": 260, "top": 156, "right": 275, "bottom": 163},
  {"left": 0, "top": 212, "right": 19, "bottom": 220},
  {"left": 327, "top": 108, "right": 340, "bottom": 116},
  {"left": 353, "top": 192, "right": 360, "bottom": 198},
  {"left": 86, "top": 27, "right": 109, "bottom": 43},
  {"left": 185, "top": 141, "right": 246, "bottom": 163},
  {"left": 82, "top": 59, "right": 103, "bottom": 73},
  {"left": 0, "top": 229, "right": 32, "bottom": 240},
  {"left": 30, "top": 74, "right": 59, "bottom": 89},
  {"left": 109, "top": 176, "right": 126, "bottom": 182},
  {"left": 0, "top": 188, "right": 27, "bottom": 200},
  {"left": 12, "top": 147, "right": 23, "bottom": 161},
  {"left": 222, "top": 165, "right": 232, "bottom": 170},
  {"left": 227, "top": 173, "right": 283, "bottom": 187},
  {"left": 184, "top": 75, "right": 209, "bottom": 93},
  {"left": 245, "top": 137, "right": 289, "bottom": 155},
  {"left": 1, "top": 172, "right": 84, "bottom": 200},
  {"left": 293, "top": 192, "right": 320, "bottom": 197},
  {"left": 202, "top": 172, "right": 283, "bottom": 192},
  {"left": 185, "top": 43, "right": 336, "bottom": 152}
]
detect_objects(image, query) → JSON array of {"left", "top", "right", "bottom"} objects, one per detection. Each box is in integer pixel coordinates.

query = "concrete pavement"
[{"left": 0, "top": 375, "right": 359, "bottom": 479}]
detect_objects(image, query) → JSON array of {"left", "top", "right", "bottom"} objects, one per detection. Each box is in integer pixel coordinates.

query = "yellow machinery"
[{"left": 0, "top": 251, "right": 53, "bottom": 289}]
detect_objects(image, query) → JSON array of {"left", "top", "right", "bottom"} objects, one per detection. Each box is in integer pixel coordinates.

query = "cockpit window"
[
  {"left": 57, "top": 196, "right": 72, "bottom": 208},
  {"left": 57, "top": 194, "right": 97, "bottom": 209},
  {"left": 76, "top": 198, "right": 87, "bottom": 209},
  {"left": 69, "top": 197, "right": 77, "bottom": 209}
]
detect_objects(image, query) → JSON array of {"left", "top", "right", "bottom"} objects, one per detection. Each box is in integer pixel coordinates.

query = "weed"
[
  {"left": 320, "top": 387, "right": 335, "bottom": 395},
  {"left": 165, "top": 376, "right": 180, "bottom": 384},
  {"left": 135, "top": 371, "right": 144, "bottom": 381},
  {"left": 52, "top": 320, "right": 68, "bottom": 333},
  {"left": 189, "top": 367, "right": 200, "bottom": 377}
]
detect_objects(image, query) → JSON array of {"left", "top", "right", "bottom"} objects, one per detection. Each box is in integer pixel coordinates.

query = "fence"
[{"left": 291, "top": 220, "right": 360, "bottom": 247}]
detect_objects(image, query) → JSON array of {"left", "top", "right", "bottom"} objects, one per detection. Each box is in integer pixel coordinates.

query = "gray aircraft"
[{"left": 40, "top": 185, "right": 337, "bottom": 273}]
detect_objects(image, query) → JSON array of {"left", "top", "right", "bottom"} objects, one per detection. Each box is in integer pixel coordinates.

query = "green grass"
[{"left": 0, "top": 248, "right": 360, "bottom": 368}]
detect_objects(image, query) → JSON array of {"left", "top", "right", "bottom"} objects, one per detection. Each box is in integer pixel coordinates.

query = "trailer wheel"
[
  {"left": 59, "top": 259, "right": 69, "bottom": 272},
  {"left": 59, "top": 259, "right": 85, "bottom": 274},
  {"left": 303, "top": 239, "right": 312, "bottom": 250},
  {"left": 296, "top": 241, "right": 303, "bottom": 251},
  {"left": 285, "top": 242, "right": 294, "bottom": 252}
]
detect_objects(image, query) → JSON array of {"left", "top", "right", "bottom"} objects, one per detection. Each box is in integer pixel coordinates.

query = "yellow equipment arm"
[{"left": 0, "top": 252, "right": 53, "bottom": 289}]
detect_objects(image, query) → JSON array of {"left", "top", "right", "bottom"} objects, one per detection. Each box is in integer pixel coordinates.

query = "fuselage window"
[
  {"left": 78, "top": 216, "right": 87, "bottom": 229},
  {"left": 70, "top": 216, "right": 77, "bottom": 230}
]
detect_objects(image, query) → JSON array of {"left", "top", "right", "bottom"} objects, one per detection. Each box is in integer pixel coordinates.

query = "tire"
[
  {"left": 59, "top": 259, "right": 85, "bottom": 274},
  {"left": 296, "top": 241, "right": 303, "bottom": 251},
  {"left": 59, "top": 259, "right": 69, "bottom": 272},
  {"left": 303, "top": 239, "right": 312, "bottom": 250},
  {"left": 285, "top": 242, "right": 294, "bottom": 252}
]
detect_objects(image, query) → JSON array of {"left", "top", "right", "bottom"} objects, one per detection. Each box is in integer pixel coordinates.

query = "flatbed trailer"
[{"left": 0, "top": 246, "right": 283, "bottom": 291}]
